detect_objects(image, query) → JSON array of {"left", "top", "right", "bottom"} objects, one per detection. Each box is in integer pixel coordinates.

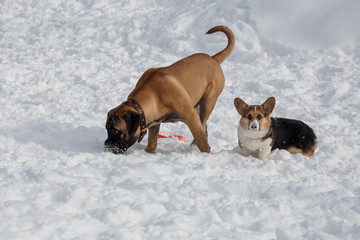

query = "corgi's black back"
[{"left": 270, "top": 117, "right": 317, "bottom": 156}]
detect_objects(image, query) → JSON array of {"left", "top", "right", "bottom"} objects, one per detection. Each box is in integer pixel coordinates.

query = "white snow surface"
[{"left": 1, "top": 0, "right": 360, "bottom": 239}]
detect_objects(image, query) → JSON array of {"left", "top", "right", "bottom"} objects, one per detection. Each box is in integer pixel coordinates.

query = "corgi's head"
[{"left": 234, "top": 97, "right": 276, "bottom": 138}]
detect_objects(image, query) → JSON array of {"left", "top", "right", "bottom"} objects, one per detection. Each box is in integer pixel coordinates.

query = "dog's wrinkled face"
[
  {"left": 234, "top": 97, "right": 276, "bottom": 138},
  {"left": 104, "top": 105, "right": 140, "bottom": 154}
]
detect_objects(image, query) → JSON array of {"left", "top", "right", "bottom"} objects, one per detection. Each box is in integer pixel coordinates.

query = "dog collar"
[
  {"left": 262, "top": 128, "right": 273, "bottom": 140},
  {"left": 126, "top": 99, "right": 147, "bottom": 142}
]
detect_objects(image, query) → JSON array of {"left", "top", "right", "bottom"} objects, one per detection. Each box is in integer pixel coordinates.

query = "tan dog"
[{"left": 105, "top": 25, "right": 235, "bottom": 154}]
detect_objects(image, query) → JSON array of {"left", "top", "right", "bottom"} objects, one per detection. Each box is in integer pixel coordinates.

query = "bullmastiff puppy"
[{"left": 105, "top": 25, "right": 235, "bottom": 154}]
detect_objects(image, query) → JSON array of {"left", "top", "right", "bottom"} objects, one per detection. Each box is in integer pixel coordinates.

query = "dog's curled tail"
[{"left": 206, "top": 25, "right": 235, "bottom": 64}]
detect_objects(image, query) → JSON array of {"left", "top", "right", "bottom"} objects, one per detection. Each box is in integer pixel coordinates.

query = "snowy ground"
[{"left": 1, "top": 0, "right": 360, "bottom": 239}]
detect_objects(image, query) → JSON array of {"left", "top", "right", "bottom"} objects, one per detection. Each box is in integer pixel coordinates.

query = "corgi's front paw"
[
  {"left": 241, "top": 147, "right": 251, "bottom": 157},
  {"left": 258, "top": 147, "right": 271, "bottom": 159}
]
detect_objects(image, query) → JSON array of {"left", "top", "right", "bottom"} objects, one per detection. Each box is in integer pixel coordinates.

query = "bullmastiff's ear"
[{"left": 124, "top": 110, "right": 140, "bottom": 136}]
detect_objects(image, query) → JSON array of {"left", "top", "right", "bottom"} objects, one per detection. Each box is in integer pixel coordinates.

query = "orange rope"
[{"left": 158, "top": 133, "right": 187, "bottom": 142}]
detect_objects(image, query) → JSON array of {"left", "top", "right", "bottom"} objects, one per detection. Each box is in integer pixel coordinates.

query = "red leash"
[{"left": 158, "top": 132, "right": 187, "bottom": 142}]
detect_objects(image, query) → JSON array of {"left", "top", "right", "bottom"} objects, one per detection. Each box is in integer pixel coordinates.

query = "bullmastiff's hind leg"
[
  {"left": 182, "top": 107, "right": 210, "bottom": 152},
  {"left": 190, "top": 89, "right": 221, "bottom": 150}
]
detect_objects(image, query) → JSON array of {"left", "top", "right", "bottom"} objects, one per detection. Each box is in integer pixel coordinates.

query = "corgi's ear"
[
  {"left": 234, "top": 97, "right": 248, "bottom": 116},
  {"left": 262, "top": 97, "right": 276, "bottom": 116}
]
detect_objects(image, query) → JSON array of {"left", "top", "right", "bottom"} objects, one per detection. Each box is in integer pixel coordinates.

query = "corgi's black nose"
[{"left": 249, "top": 121, "right": 260, "bottom": 131}]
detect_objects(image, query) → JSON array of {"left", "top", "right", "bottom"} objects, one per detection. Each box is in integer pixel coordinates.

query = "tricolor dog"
[
  {"left": 105, "top": 26, "right": 235, "bottom": 154},
  {"left": 234, "top": 97, "right": 317, "bottom": 159}
]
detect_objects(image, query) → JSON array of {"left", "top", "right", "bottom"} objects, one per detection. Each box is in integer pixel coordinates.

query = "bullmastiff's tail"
[{"left": 206, "top": 25, "right": 235, "bottom": 64}]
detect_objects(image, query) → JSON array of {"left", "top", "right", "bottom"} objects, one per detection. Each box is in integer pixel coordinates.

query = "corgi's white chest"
[{"left": 237, "top": 125, "right": 272, "bottom": 152}]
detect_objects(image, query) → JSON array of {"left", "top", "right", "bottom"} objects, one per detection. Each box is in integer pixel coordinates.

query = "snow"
[{"left": 1, "top": 0, "right": 360, "bottom": 239}]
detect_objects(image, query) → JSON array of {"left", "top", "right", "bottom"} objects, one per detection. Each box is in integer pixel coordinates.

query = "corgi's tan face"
[{"left": 234, "top": 97, "right": 276, "bottom": 138}]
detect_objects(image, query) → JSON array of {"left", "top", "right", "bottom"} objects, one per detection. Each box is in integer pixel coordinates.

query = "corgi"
[{"left": 234, "top": 97, "right": 317, "bottom": 159}]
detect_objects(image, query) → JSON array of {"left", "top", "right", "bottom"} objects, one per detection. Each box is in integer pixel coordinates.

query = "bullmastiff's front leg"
[{"left": 145, "top": 124, "right": 160, "bottom": 153}]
